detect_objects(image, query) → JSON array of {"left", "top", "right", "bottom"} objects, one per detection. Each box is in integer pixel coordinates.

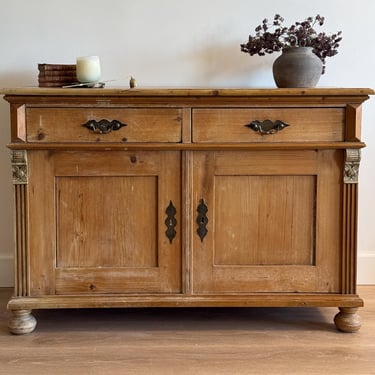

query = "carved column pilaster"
[
  {"left": 10, "top": 150, "right": 29, "bottom": 297},
  {"left": 342, "top": 149, "right": 361, "bottom": 295}
]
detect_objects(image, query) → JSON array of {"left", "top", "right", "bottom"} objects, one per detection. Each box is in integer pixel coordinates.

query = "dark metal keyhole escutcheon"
[
  {"left": 165, "top": 201, "right": 177, "bottom": 244},
  {"left": 196, "top": 199, "right": 208, "bottom": 242}
]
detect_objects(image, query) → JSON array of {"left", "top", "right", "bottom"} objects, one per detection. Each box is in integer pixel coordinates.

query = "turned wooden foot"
[
  {"left": 334, "top": 307, "right": 361, "bottom": 333},
  {"left": 8, "top": 309, "right": 37, "bottom": 335}
]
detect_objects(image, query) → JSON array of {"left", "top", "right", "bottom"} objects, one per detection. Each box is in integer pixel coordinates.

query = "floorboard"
[{"left": 1, "top": 286, "right": 374, "bottom": 375}]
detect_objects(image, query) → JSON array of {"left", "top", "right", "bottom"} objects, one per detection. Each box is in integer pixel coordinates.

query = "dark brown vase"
[{"left": 272, "top": 47, "right": 323, "bottom": 88}]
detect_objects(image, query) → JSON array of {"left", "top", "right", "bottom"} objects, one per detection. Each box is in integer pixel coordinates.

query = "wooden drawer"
[
  {"left": 26, "top": 108, "right": 182, "bottom": 142},
  {"left": 192, "top": 108, "right": 345, "bottom": 142}
]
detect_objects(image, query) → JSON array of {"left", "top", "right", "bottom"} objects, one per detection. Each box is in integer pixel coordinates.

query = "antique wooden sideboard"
[{"left": 2, "top": 87, "right": 373, "bottom": 334}]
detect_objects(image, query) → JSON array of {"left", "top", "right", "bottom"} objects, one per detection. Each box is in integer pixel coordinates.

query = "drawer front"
[
  {"left": 192, "top": 108, "right": 345, "bottom": 142},
  {"left": 26, "top": 108, "right": 182, "bottom": 142}
]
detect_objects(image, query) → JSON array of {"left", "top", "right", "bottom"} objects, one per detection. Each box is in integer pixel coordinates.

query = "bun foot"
[
  {"left": 334, "top": 307, "right": 361, "bottom": 333},
  {"left": 9, "top": 309, "right": 37, "bottom": 335}
]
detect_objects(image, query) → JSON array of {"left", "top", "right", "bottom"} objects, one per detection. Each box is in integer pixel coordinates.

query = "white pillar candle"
[{"left": 76, "top": 56, "right": 101, "bottom": 83}]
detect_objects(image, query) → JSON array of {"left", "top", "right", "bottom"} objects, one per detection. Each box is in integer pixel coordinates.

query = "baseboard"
[
  {"left": 357, "top": 253, "right": 375, "bottom": 285},
  {"left": 0, "top": 255, "right": 13, "bottom": 287},
  {"left": 1, "top": 254, "right": 373, "bottom": 287}
]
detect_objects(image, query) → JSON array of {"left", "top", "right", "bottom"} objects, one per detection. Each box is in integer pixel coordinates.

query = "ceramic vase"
[{"left": 272, "top": 47, "right": 323, "bottom": 88}]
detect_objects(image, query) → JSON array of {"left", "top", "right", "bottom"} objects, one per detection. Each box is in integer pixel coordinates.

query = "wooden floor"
[{"left": 1, "top": 287, "right": 375, "bottom": 375}]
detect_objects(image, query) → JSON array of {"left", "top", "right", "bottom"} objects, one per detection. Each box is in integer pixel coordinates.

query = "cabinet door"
[
  {"left": 28, "top": 150, "right": 181, "bottom": 295},
  {"left": 192, "top": 150, "right": 342, "bottom": 293}
]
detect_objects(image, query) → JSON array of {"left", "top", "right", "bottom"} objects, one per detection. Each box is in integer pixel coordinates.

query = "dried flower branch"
[{"left": 240, "top": 14, "right": 342, "bottom": 74}]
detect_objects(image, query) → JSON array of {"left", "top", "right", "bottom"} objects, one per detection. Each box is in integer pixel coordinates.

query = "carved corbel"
[
  {"left": 11, "top": 150, "right": 28, "bottom": 184},
  {"left": 344, "top": 149, "right": 361, "bottom": 184}
]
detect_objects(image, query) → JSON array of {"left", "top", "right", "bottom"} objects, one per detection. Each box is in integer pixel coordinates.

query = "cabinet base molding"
[
  {"left": 7, "top": 294, "right": 364, "bottom": 309},
  {"left": 8, "top": 294, "right": 363, "bottom": 334}
]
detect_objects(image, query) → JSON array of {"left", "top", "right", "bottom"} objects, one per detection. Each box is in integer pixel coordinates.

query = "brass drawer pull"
[
  {"left": 82, "top": 119, "right": 127, "bottom": 134},
  {"left": 245, "top": 119, "right": 289, "bottom": 135}
]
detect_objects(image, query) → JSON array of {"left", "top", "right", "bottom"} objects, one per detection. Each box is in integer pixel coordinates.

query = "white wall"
[{"left": 1, "top": 0, "right": 374, "bottom": 286}]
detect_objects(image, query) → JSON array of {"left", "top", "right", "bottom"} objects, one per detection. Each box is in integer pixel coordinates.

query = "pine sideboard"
[{"left": 2, "top": 87, "right": 373, "bottom": 334}]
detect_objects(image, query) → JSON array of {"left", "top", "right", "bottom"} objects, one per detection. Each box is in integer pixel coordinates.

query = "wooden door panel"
[
  {"left": 57, "top": 176, "right": 158, "bottom": 268},
  {"left": 192, "top": 150, "right": 341, "bottom": 293},
  {"left": 28, "top": 150, "right": 181, "bottom": 295},
  {"left": 214, "top": 175, "right": 315, "bottom": 266}
]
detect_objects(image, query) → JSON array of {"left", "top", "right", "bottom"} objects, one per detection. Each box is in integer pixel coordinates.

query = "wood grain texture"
[
  {"left": 2, "top": 87, "right": 374, "bottom": 96},
  {"left": 212, "top": 175, "right": 315, "bottom": 265},
  {"left": 57, "top": 175, "right": 159, "bottom": 268}
]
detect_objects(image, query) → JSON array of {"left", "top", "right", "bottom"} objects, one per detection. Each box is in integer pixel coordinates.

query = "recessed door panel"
[{"left": 214, "top": 175, "right": 316, "bottom": 266}]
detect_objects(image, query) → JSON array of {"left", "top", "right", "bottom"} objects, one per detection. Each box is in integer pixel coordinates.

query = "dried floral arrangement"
[{"left": 240, "top": 14, "right": 342, "bottom": 74}]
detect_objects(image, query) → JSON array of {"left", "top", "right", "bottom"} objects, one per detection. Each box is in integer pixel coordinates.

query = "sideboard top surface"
[{"left": 1, "top": 87, "right": 374, "bottom": 98}]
